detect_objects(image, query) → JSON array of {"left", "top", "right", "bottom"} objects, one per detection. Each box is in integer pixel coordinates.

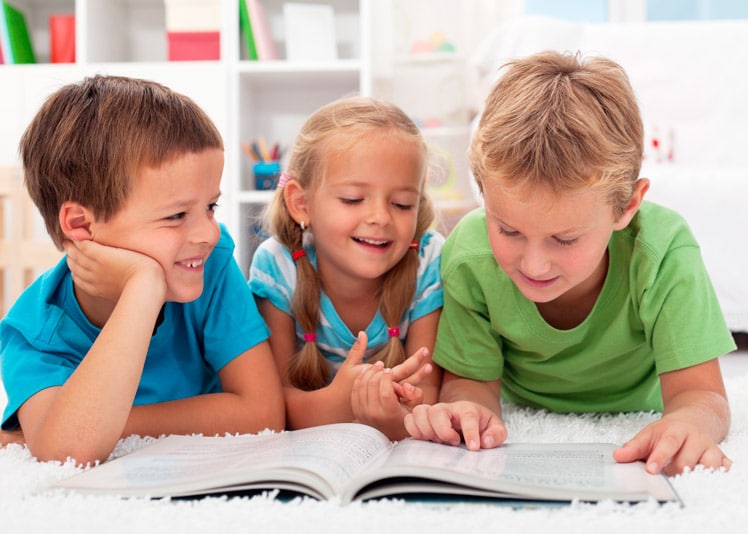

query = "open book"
[{"left": 54, "top": 423, "right": 680, "bottom": 505}]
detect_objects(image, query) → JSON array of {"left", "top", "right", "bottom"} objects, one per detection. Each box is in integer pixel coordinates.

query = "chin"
[{"left": 167, "top": 286, "right": 204, "bottom": 303}]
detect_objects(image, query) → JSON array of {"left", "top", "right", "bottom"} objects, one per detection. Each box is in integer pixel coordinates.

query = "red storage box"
[{"left": 167, "top": 31, "right": 219, "bottom": 61}]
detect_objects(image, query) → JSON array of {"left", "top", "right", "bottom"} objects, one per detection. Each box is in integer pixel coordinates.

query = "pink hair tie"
[
  {"left": 387, "top": 327, "right": 400, "bottom": 338},
  {"left": 291, "top": 249, "right": 306, "bottom": 261},
  {"left": 303, "top": 333, "right": 317, "bottom": 343},
  {"left": 409, "top": 240, "right": 419, "bottom": 250},
  {"left": 278, "top": 171, "right": 292, "bottom": 188}
]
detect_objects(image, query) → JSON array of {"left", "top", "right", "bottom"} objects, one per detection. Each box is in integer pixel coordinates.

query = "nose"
[
  {"left": 192, "top": 213, "right": 221, "bottom": 246},
  {"left": 365, "top": 198, "right": 392, "bottom": 225},
  {"left": 519, "top": 242, "right": 551, "bottom": 279}
]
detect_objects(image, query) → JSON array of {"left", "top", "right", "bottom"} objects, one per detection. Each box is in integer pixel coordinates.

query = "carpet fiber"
[{"left": 2, "top": 373, "right": 747, "bottom": 533}]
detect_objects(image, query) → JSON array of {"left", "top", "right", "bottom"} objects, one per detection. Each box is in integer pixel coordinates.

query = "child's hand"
[
  {"left": 0, "top": 428, "right": 25, "bottom": 447},
  {"left": 352, "top": 363, "right": 413, "bottom": 439},
  {"left": 613, "top": 416, "right": 732, "bottom": 476},
  {"left": 328, "top": 331, "right": 371, "bottom": 401},
  {"left": 391, "top": 347, "right": 433, "bottom": 390},
  {"left": 404, "top": 401, "right": 507, "bottom": 451},
  {"left": 63, "top": 238, "right": 166, "bottom": 302}
]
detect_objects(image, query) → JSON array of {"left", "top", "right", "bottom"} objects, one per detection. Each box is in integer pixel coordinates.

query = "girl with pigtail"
[{"left": 249, "top": 95, "right": 444, "bottom": 439}]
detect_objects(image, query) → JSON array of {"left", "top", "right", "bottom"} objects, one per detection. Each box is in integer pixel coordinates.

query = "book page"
[
  {"left": 348, "top": 440, "right": 677, "bottom": 503},
  {"left": 55, "top": 423, "right": 392, "bottom": 498}
]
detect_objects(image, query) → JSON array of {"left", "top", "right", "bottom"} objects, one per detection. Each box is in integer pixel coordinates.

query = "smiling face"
[
  {"left": 482, "top": 178, "right": 631, "bottom": 307},
  {"left": 89, "top": 148, "right": 224, "bottom": 303},
  {"left": 305, "top": 130, "right": 425, "bottom": 289}
]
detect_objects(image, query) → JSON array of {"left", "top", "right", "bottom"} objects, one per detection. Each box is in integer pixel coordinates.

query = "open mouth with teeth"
[
  {"left": 353, "top": 237, "right": 391, "bottom": 249},
  {"left": 182, "top": 258, "right": 205, "bottom": 269}
]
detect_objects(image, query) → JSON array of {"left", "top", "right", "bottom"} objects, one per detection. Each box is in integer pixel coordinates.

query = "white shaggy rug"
[{"left": 2, "top": 372, "right": 748, "bottom": 534}]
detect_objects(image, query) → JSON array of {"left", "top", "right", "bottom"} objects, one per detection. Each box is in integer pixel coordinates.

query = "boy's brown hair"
[
  {"left": 470, "top": 50, "right": 644, "bottom": 218},
  {"left": 20, "top": 75, "right": 223, "bottom": 249},
  {"left": 265, "top": 95, "right": 434, "bottom": 391}
]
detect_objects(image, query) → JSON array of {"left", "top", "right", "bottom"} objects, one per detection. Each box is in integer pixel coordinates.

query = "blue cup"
[{"left": 253, "top": 161, "right": 281, "bottom": 190}]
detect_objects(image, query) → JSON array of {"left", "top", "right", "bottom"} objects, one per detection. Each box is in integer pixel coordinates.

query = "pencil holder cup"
[{"left": 253, "top": 161, "right": 281, "bottom": 190}]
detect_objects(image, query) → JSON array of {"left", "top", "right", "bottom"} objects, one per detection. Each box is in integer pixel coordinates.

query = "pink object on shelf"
[
  {"left": 167, "top": 31, "right": 220, "bottom": 61},
  {"left": 50, "top": 14, "right": 75, "bottom": 63}
]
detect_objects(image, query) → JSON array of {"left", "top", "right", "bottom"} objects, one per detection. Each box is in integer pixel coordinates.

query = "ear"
[
  {"left": 59, "top": 201, "right": 94, "bottom": 241},
  {"left": 613, "top": 178, "right": 650, "bottom": 231},
  {"left": 283, "top": 178, "right": 310, "bottom": 226}
]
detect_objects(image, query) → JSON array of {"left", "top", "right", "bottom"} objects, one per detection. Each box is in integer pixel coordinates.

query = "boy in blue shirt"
[
  {"left": 0, "top": 75, "right": 284, "bottom": 465},
  {"left": 405, "top": 51, "right": 734, "bottom": 476}
]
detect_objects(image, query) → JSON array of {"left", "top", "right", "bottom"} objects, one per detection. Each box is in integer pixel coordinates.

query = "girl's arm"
[
  {"left": 613, "top": 358, "right": 731, "bottom": 475},
  {"left": 257, "top": 298, "right": 367, "bottom": 428},
  {"left": 401, "top": 309, "right": 442, "bottom": 403}
]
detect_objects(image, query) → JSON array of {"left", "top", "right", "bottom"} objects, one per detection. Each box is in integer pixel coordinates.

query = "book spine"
[
  {"left": 239, "top": 0, "right": 258, "bottom": 60},
  {"left": 246, "top": 0, "right": 277, "bottom": 60},
  {"left": 0, "top": 2, "right": 12, "bottom": 63},
  {"left": 0, "top": 1, "right": 36, "bottom": 64}
]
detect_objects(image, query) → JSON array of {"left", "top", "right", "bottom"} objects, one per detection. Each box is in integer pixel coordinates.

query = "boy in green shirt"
[{"left": 405, "top": 51, "right": 735, "bottom": 476}]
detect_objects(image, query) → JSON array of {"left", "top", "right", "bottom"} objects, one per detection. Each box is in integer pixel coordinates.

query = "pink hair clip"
[
  {"left": 278, "top": 171, "right": 292, "bottom": 188},
  {"left": 387, "top": 326, "right": 400, "bottom": 338},
  {"left": 303, "top": 332, "right": 317, "bottom": 343}
]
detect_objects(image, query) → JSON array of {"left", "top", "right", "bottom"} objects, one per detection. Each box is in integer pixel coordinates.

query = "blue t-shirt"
[
  {"left": 0, "top": 225, "right": 270, "bottom": 430},
  {"left": 249, "top": 231, "right": 444, "bottom": 374}
]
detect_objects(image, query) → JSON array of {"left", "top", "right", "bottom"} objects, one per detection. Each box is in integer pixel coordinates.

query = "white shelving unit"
[{"left": 0, "top": 0, "right": 371, "bottom": 276}]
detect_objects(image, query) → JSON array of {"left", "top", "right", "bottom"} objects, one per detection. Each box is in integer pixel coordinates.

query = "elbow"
[{"left": 30, "top": 440, "right": 112, "bottom": 468}]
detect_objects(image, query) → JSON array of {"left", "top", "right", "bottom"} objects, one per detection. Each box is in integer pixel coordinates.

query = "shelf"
[{"left": 0, "top": 0, "right": 369, "bottom": 277}]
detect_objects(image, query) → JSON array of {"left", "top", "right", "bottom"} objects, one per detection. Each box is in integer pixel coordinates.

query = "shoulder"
[
  {"left": 1, "top": 257, "right": 69, "bottom": 340},
  {"left": 209, "top": 224, "right": 237, "bottom": 263},
  {"left": 417, "top": 230, "right": 445, "bottom": 262},
  {"left": 615, "top": 201, "right": 700, "bottom": 271},
  {"left": 624, "top": 201, "right": 698, "bottom": 249},
  {"left": 440, "top": 208, "right": 495, "bottom": 275},
  {"left": 251, "top": 236, "right": 297, "bottom": 276}
]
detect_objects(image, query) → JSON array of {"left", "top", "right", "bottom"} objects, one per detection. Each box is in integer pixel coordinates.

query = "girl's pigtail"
[
  {"left": 288, "top": 245, "right": 330, "bottom": 391},
  {"left": 267, "top": 186, "right": 330, "bottom": 391}
]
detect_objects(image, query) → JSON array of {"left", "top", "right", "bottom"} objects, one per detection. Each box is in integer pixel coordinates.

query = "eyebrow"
[{"left": 490, "top": 212, "right": 585, "bottom": 236}]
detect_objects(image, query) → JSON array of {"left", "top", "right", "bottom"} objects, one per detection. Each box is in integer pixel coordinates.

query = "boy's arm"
[
  {"left": 613, "top": 358, "right": 731, "bottom": 475},
  {"left": 122, "top": 340, "right": 285, "bottom": 437},
  {"left": 405, "top": 371, "right": 507, "bottom": 450},
  {"left": 18, "top": 252, "right": 166, "bottom": 465}
]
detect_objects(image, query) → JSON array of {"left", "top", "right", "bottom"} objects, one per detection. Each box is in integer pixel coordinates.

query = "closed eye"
[
  {"left": 498, "top": 227, "right": 520, "bottom": 238},
  {"left": 393, "top": 202, "right": 413, "bottom": 210},
  {"left": 554, "top": 236, "right": 578, "bottom": 246},
  {"left": 340, "top": 198, "right": 362, "bottom": 205},
  {"left": 166, "top": 212, "right": 186, "bottom": 221},
  {"left": 208, "top": 202, "right": 219, "bottom": 213}
]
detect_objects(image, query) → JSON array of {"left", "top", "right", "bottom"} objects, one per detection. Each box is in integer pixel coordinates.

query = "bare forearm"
[
  {"left": 664, "top": 389, "right": 730, "bottom": 442},
  {"left": 22, "top": 281, "right": 163, "bottom": 464},
  {"left": 439, "top": 374, "right": 502, "bottom": 416},
  {"left": 284, "top": 385, "right": 355, "bottom": 429},
  {"left": 125, "top": 392, "right": 285, "bottom": 438}
]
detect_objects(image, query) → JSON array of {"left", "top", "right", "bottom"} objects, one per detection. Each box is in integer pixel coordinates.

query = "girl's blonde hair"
[
  {"left": 265, "top": 95, "right": 434, "bottom": 391},
  {"left": 470, "top": 51, "right": 644, "bottom": 218}
]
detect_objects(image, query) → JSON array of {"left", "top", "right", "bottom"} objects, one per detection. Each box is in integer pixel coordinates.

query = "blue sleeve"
[
  {"left": 248, "top": 238, "right": 296, "bottom": 316},
  {"left": 409, "top": 231, "right": 445, "bottom": 321},
  {"left": 200, "top": 228, "right": 271, "bottom": 372}
]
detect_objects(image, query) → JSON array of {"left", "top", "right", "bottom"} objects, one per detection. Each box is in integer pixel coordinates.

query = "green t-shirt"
[{"left": 435, "top": 201, "right": 735, "bottom": 413}]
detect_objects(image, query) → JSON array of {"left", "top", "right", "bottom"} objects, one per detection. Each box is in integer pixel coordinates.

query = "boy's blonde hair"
[
  {"left": 470, "top": 51, "right": 643, "bottom": 218},
  {"left": 265, "top": 95, "right": 434, "bottom": 391},
  {"left": 20, "top": 75, "right": 223, "bottom": 249}
]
